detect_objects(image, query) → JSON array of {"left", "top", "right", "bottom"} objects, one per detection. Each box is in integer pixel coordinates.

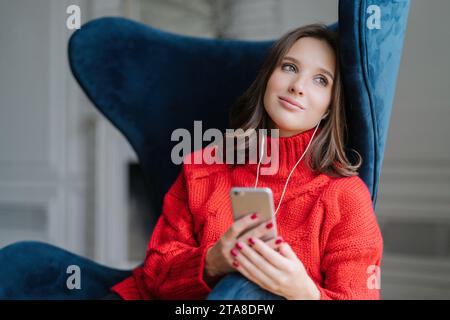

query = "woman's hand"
[
  {"left": 204, "top": 212, "right": 275, "bottom": 281},
  {"left": 231, "top": 236, "right": 321, "bottom": 300}
]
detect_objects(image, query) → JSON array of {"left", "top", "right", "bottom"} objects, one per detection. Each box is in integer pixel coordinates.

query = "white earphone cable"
[{"left": 254, "top": 119, "right": 322, "bottom": 215}]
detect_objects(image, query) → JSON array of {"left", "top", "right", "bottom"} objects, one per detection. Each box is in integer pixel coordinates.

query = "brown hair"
[{"left": 224, "top": 23, "right": 361, "bottom": 177}]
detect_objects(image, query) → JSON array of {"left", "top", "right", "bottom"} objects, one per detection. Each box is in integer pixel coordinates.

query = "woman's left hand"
[{"left": 231, "top": 236, "right": 321, "bottom": 300}]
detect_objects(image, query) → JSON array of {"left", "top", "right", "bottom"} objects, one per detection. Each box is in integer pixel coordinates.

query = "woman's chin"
[
  {"left": 266, "top": 112, "right": 305, "bottom": 133},
  {"left": 274, "top": 120, "right": 304, "bottom": 133},
  {"left": 274, "top": 126, "right": 303, "bottom": 137}
]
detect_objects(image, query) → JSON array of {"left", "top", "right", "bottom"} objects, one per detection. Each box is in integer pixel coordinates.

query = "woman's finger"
[
  {"left": 234, "top": 240, "right": 281, "bottom": 279},
  {"left": 264, "top": 236, "right": 285, "bottom": 251},
  {"left": 245, "top": 237, "right": 290, "bottom": 271},
  {"left": 232, "top": 249, "right": 276, "bottom": 292},
  {"left": 225, "top": 212, "right": 261, "bottom": 240},
  {"left": 236, "top": 219, "right": 276, "bottom": 244},
  {"left": 277, "top": 242, "right": 298, "bottom": 261}
]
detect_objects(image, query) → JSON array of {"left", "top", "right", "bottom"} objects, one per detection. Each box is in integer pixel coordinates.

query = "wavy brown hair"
[{"left": 224, "top": 23, "right": 361, "bottom": 177}]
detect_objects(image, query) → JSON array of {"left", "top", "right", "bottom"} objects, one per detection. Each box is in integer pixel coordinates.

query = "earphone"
[
  {"left": 253, "top": 109, "right": 330, "bottom": 209},
  {"left": 321, "top": 111, "right": 330, "bottom": 120},
  {"left": 254, "top": 117, "right": 322, "bottom": 215}
]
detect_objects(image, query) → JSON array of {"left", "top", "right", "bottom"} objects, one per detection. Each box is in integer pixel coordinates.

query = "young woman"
[{"left": 110, "top": 23, "right": 383, "bottom": 300}]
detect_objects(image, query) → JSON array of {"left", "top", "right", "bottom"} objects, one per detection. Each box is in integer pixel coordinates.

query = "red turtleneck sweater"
[{"left": 111, "top": 128, "right": 383, "bottom": 300}]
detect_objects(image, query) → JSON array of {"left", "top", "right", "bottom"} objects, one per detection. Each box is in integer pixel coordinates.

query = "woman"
[{"left": 110, "top": 23, "right": 383, "bottom": 300}]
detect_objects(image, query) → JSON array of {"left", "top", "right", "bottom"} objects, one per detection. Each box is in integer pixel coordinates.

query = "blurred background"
[{"left": 0, "top": 0, "right": 449, "bottom": 299}]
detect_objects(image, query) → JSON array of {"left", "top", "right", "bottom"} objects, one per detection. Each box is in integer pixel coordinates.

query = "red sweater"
[{"left": 112, "top": 128, "right": 383, "bottom": 300}]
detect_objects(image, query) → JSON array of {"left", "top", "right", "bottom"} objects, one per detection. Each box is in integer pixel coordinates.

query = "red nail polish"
[
  {"left": 235, "top": 242, "right": 243, "bottom": 250},
  {"left": 275, "top": 237, "right": 284, "bottom": 245},
  {"left": 233, "top": 260, "right": 239, "bottom": 268},
  {"left": 230, "top": 249, "right": 238, "bottom": 257},
  {"left": 266, "top": 222, "right": 273, "bottom": 229},
  {"left": 248, "top": 237, "right": 255, "bottom": 246},
  {"left": 250, "top": 213, "right": 258, "bottom": 220}
]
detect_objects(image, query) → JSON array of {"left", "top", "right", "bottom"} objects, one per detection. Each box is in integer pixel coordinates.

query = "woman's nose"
[{"left": 289, "top": 76, "right": 306, "bottom": 95}]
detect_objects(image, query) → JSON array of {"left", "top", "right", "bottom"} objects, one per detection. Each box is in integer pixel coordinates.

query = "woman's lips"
[{"left": 278, "top": 96, "right": 306, "bottom": 111}]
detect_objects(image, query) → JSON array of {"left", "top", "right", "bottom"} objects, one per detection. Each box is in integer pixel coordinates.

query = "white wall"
[
  {"left": 0, "top": 0, "right": 131, "bottom": 264},
  {"left": 0, "top": 0, "right": 93, "bottom": 257},
  {"left": 220, "top": 0, "right": 337, "bottom": 39}
]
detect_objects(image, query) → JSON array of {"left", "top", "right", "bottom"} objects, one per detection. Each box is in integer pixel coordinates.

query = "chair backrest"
[
  {"left": 339, "top": 0, "right": 410, "bottom": 206},
  {"left": 68, "top": 0, "right": 410, "bottom": 215}
]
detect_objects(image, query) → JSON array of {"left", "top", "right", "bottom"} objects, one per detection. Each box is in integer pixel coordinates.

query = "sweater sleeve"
[
  {"left": 140, "top": 166, "right": 215, "bottom": 300},
  {"left": 316, "top": 176, "right": 384, "bottom": 300}
]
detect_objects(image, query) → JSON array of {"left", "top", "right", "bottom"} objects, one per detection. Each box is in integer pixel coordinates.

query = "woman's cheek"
[{"left": 311, "top": 88, "right": 331, "bottom": 111}]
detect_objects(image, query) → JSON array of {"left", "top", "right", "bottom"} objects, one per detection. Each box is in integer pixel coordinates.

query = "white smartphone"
[{"left": 229, "top": 187, "right": 277, "bottom": 240}]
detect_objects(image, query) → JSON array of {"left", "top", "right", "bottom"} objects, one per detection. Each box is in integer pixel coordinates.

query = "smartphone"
[{"left": 229, "top": 187, "right": 277, "bottom": 240}]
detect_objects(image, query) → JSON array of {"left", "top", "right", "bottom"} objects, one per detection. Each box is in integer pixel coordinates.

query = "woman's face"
[{"left": 263, "top": 37, "right": 336, "bottom": 137}]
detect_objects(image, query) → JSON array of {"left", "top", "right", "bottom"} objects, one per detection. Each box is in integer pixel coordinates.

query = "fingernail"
[
  {"left": 275, "top": 237, "right": 284, "bottom": 245},
  {"left": 265, "top": 222, "right": 273, "bottom": 229},
  {"left": 248, "top": 237, "right": 255, "bottom": 246},
  {"left": 235, "top": 242, "right": 243, "bottom": 250},
  {"left": 250, "top": 213, "right": 258, "bottom": 220},
  {"left": 233, "top": 260, "right": 239, "bottom": 268},
  {"left": 230, "top": 249, "right": 238, "bottom": 257}
]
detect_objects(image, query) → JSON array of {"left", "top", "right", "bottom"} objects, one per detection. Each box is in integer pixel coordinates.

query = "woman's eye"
[
  {"left": 281, "top": 63, "right": 296, "bottom": 72},
  {"left": 315, "top": 76, "right": 328, "bottom": 86}
]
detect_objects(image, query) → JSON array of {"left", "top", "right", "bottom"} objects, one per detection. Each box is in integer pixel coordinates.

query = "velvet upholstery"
[
  {"left": 0, "top": 241, "right": 131, "bottom": 299},
  {"left": 0, "top": 0, "right": 410, "bottom": 299},
  {"left": 339, "top": 0, "right": 410, "bottom": 205}
]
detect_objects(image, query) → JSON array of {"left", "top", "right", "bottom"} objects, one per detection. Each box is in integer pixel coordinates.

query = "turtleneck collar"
[{"left": 244, "top": 126, "right": 322, "bottom": 182}]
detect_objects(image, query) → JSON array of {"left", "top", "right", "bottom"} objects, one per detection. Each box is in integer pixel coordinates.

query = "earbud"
[{"left": 321, "top": 112, "right": 330, "bottom": 120}]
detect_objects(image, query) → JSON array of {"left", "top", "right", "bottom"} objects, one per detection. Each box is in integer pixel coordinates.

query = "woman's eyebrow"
[{"left": 282, "top": 56, "right": 334, "bottom": 81}]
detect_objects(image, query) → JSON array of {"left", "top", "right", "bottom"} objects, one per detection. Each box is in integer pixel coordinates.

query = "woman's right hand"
[{"left": 204, "top": 212, "right": 275, "bottom": 280}]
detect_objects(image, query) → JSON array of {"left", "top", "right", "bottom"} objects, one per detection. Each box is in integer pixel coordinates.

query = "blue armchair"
[{"left": 0, "top": 0, "right": 410, "bottom": 299}]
